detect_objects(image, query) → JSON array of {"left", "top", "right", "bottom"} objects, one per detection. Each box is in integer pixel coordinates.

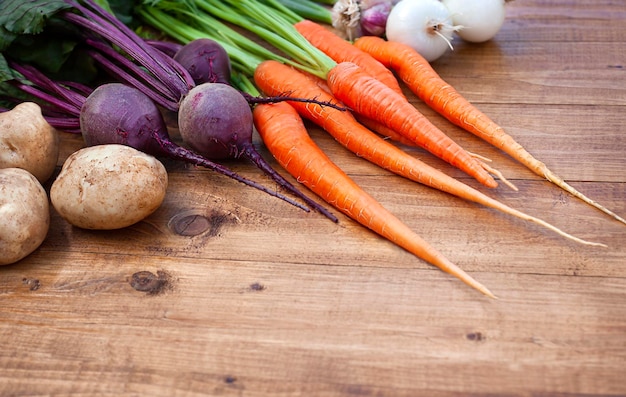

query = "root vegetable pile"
[{"left": 0, "top": 0, "right": 620, "bottom": 297}]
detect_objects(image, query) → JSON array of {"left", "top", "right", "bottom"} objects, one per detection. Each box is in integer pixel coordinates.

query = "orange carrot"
[
  {"left": 356, "top": 115, "right": 422, "bottom": 147},
  {"left": 354, "top": 36, "right": 626, "bottom": 225},
  {"left": 294, "top": 19, "right": 406, "bottom": 97},
  {"left": 254, "top": 60, "right": 604, "bottom": 247},
  {"left": 253, "top": 101, "right": 496, "bottom": 298},
  {"left": 323, "top": 61, "right": 499, "bottom": 189},
  {"left": 292, "top": 20, "right": 427, "bottom": 147},
  {"left": 295, "top": 67, "right": 418, "bottom": 147}
]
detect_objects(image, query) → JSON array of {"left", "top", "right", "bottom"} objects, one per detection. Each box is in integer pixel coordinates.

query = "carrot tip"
[
  {"left": 480, "top": 161, "right": 518, "bottom": 191},
  {"left": 543, "top": 168, "right": 626, "bottom": 226},
  {"left": 475, "top": 283, "right": 497, "bottom": 299}
]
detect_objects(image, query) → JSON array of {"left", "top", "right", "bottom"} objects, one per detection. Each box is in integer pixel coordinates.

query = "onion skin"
[
  {"left": 361, "top": 2, "right": 392, "bottom": 36},
  {"left": 442, "top": 0, "right": 506, "bottom": 43},
  {"left": 385, "top": 0, "right": 457, "bottom": 62}
]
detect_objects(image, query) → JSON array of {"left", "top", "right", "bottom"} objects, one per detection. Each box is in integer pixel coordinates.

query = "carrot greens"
[{"left": 271, "top": 0, "right": 333, "bottom": 24}]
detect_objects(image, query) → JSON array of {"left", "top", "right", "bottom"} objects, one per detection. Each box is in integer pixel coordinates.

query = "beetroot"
[
  {"left": 174, "top": 38, "right": 232, "bottom": 85},
  {"left": 178, "top": 82, "right": 337, "bottom": 222}
]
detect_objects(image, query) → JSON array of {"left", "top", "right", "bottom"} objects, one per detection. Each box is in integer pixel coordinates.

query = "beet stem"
[
  {"left": 153, "top": 135, "right": 311, "bottom": 212},
  {"left": 86, "top": 47, "right": 180, "bottom": 111},
  {"left": 10, "top": 62, "right": 85, "bottom": 113},
  {"left": 242, "top": 143, "right": 338, "bottom": 222},
  {"left": 63, "top": 1, "right": 193, "bottom": 99},
  {"left": 86, "top": 39, "right": 174, "bottom": 98},
  {"left": 241, "top": 92, "right": 346, "bottom": 111},
  {"left": 11, "top": 83, "right": 81, "bottom": 117}
]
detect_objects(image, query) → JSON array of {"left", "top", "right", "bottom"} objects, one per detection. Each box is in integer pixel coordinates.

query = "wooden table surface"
[{"left": 2, "top": 1, "right": 625, "bottom": 395}]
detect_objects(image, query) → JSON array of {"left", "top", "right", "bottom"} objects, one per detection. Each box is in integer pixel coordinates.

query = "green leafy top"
[
  {"left": 0, "top": 0, "right": 70, "bottom": 49},
  {"left": 0, "top": 0, "right": 138, "bottom": 83}
]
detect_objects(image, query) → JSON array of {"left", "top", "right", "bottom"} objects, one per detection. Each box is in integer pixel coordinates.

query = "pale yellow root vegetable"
[
  {"left": 0, "top": 102, "right": 60, "bottom": 183},
  {"left": 50, "top": 144, "right": 168, "bottom": 230},
  {"left": 0, "top": 168, "right": 50, "bottom": 265}
]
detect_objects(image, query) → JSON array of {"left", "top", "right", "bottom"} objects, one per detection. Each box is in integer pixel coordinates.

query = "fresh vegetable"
[
  {"left": 326, "top": 61, "right": 498, "bottom": 188},
  {"left": 51, "top": 144, "right": 168, "bottom": 230},
  {"left": 354, "top": 36, "right": 626, "bottom": 225},
  {"left": 360, "top": 1, "right": 394, "bottom": 37},
  {"left": 253, "top": 100, "right": 496, "bottom": 298},
  {"left": 0, "top": 101, "right": 59, "bottom": 183},
  {"left": 442, "top": 0, "right": 507, "bottom": 43},
  {"left": 176, "top": 80, "right": 338, "bottom": 222},
  {"left": 178, "top": 83, "right": 252, "bottom": 160},
  {"left": 173, "top": 38, "right": 231, "bottom": 85},
  {"left": 0, "top": 167, "right": 50, "bottom": 265},
  {"left": 385, "top": 0, "right": 459, "bottom": 62},
  {"left": 330, "top": 0, "right": 364, "bottom": 40},
  {"left": 3, "top": 1, "right": 333, "bottom": 218},
  {"left": 254, "top": 60, "right": 605, "bottom": 247}
]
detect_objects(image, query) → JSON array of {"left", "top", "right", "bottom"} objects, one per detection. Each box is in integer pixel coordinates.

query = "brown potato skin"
[
  {"left": 0, "top": 168, "right": 50, "bottom": 265},
  {"left": 50, "top": 145, "right": 168, "bottom": 230},
  {"left": 0, "top": 102, "right": 60, "bottom": 183}
]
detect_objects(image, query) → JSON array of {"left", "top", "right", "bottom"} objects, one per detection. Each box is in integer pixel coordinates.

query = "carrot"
[
  {"left": 291, "top": 21, "right": 511, "bottom": 186},
  {"left": 254, "top": 60, "right": 605, "bottom": 248},
  {"left": 324, "top": 61, "right": 499, "bottom": 189},
  {"left": 354, "top": 36, "right": 626, "bottom": 225},
  {"left": 252, "top": 100, "right": 497, "bottom": 298},
  {"left": 294, "top": 66, "right": 419, "bottom": 147},
  {"left": 356, "top": 115, "right": 422, "bottom": 147},
  {"left": 293, "top": 19, "right": 406, "bottom": 97}
]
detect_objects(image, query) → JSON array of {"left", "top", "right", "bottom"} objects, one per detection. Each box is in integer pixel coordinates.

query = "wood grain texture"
[{"left": 1, "top": 1, "right": 625, "bottom": 396}]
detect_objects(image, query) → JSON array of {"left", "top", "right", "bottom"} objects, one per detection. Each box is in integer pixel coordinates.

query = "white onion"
[
  {"left": 385, "top": 0, "right": 458, "bottom": 62},
  {"left": 442, "top": 0, "right": 507, "bottom": 43}
]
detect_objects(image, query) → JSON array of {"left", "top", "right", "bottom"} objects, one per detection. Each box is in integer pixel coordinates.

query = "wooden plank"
[{"left": 1, "top": 256, "right": 625, "bottom": 396}]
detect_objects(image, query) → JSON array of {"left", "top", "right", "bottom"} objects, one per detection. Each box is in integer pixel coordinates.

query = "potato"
[
  {"left": 0, "top": 168, "right": 50, "bottom": 265},
  {"left": 50, "top": 144, "right": 168, "bottom": 230},
  {"left": 0, "top": 102, "right": 60, "bottom": 183}
]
